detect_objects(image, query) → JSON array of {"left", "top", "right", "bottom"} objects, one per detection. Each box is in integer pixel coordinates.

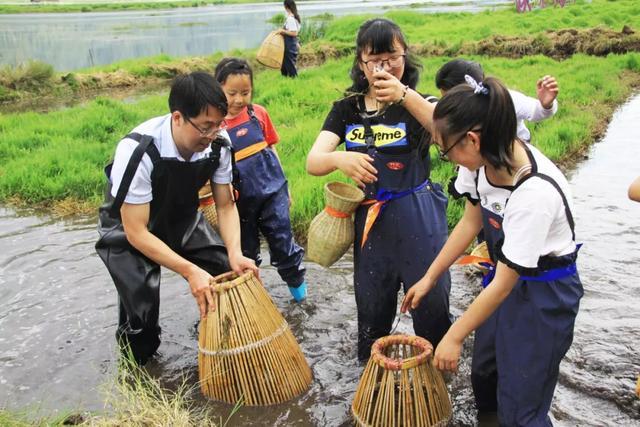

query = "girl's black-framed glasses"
[
  {"left": 438, "top": 127, "right": 482, "bottom": 161},
  {"left": 361, "top": 54, "right": 406, "bottom": 72}
]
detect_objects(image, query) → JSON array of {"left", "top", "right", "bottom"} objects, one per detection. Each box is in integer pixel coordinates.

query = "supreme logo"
[{"left": 386, "top": 161, "right": 405, "bottom": 170}]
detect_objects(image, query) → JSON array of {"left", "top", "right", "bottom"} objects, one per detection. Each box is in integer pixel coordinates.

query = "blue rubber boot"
[{"left": 288, "top": 282, "right": 307, "bottom": 302}]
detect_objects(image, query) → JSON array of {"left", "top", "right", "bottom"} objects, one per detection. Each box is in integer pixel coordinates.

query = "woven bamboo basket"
[
  {"left": 198, "top": 271, "right": 312, "bottom": 406},
  {"left": 256, "top": 31, "right": 285, "bottom": 69},
  {"left": 352, "top": 335, "right": 452, "bottom": 427},
  {"left": 307, "top": 181, "right": 365, "bottom": 267},
  {"left": 198, "top": 181, "right": 218, "bottom": 230}
]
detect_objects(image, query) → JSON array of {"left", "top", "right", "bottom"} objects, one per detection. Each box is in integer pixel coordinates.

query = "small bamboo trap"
[
  {"left": 352, "top": 335, "right": 452, "bottom": 427},
  {"left": 307, "top": 181, "right": 365, "bottom": 267},
  {"left": 198, "top": 271, "right": 312, "bottom": 406},
  {"left": 198, "top": 181, "right": 218, "bottom": 231}
]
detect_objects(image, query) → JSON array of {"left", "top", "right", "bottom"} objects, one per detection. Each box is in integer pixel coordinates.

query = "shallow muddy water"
[
  {"left": 1, "top": 95, "right": 640, "bottom": 425},
  {"left": 0, "top": 0, "right": 508, "bottom": 72}
]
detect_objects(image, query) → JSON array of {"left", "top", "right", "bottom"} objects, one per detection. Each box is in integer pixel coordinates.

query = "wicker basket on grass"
[
  {"left": 256, "top": 31, "right": 285, "bottom": 69},
  {"left": 198, "top": 181, "right": 218, "bottom": 231},
  {"left": 352, "top": 335, "right": 452, "bottom": 427},
  {"left": 307, "top": 181, "right": 365, "bottom": 267},
  {"left": 198, "top": 271, "right": 312, "bottom": 406}
]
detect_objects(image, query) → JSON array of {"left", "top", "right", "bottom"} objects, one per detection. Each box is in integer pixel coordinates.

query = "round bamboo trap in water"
[
  {"left": 352, "top": 335, "right": 452, "bottom": 427},
  {"left": 307, "top": 181, "right": 365, "bottom": 267},
  {"left": 198, "top": 271, "right": 312, "bottom": 406},
  {"left": 198, "top": 181, "right": 218, "bottom": 231}
]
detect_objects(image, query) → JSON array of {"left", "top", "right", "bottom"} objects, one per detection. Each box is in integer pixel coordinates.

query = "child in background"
[
  {"left": 215, "top": 58, "right": 307, "bottom": 302},
  {"left": 400, "top": 75, "right": 583, "bottom": 425},
  {"left": 435, "top": 58, "right": 559, "bottom": 143},
  {"left": 277, "top": 0, "right": 301, "bottom": 78}
]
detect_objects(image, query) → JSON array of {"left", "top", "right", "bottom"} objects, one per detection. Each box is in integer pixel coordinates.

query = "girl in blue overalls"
[
  {"left": 401, "top": 76, "right": 583, "bottom": 426},
  {"left": 307, "top": 18, "right": 452, "bottom": 361},
  {"left": 214, "top": 58, "right": 306, "bottom": 301},
  {"left": 277, "top": 0, "right": 300, "bottom": 78}
]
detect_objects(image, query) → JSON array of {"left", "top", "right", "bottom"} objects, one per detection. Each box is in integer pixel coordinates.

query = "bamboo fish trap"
[
  {"left": 352, "top": 335, "right": 452, "bottom": 427},
  {"left": 198, "top": 271, "right": 312, "bottom": 406},
  {"left": 256, "top": 31, "right": 285, "bottom": 69},
  {"left": 307, "top": 181, "right": 365, "bottom": 267},
  {"left": 198, "top": 181, "right": 218, "bottom": 231}
]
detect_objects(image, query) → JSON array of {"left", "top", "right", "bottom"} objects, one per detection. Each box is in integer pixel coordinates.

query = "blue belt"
[{"left": 373, "top": 178, "right": 430, "bottom": 203}]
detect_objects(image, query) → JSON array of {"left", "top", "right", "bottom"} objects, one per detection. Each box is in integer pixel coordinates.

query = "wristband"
[{"left": 397, "top": 85, "right": 409, "bottom": 105}]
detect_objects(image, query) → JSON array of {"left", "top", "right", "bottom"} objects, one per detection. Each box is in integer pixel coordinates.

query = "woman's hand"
[
  {"left": 433, "top": 333, "right": 463, "bottom": 373},
  {"left": 334, "top": 151, "right": 378, "bottom": 188},
  {"left": 371, "top": 70, "right": 407, "bottom": 104},
  {"left": 537, "top": 75, "right": 559, "bottom": 109},
  {"left": 401, "top": 276, "right": 435, "bottom": 313}
]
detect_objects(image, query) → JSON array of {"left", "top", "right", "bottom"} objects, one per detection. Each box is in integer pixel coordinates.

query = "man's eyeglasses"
[
  {"left": 185, "top": 116, "right": 226, "bottom": 138},
  {"left": 437, "top": 127, "right": 482, "bottom": 161},
  {"left": 361, "top": 54, "right": 406, "bottom": 72}
]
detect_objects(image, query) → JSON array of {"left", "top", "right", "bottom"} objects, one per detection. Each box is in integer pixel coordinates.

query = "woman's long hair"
[
  {"left": 347, "top": 18, "right": 421, "bottom": 94},
  {"left": 284, "top": 0, "right": 300, "bottom": 24}
]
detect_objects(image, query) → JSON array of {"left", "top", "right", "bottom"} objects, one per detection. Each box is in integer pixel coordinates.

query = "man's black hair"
[{"left": 168, "top": 72, "right": 228, "bottom": 118}]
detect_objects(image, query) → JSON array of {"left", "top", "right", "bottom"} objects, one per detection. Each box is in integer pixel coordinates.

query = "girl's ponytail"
[{"left": 481, "top": 77, "right": 517, "bottom": 172}]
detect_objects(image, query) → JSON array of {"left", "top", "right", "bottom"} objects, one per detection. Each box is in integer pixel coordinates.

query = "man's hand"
[
  {"left": 229, "top": 252, "right": 260, "bottom": 279},
  {"left": 536, "top": 75, "right": 559, "bottom": 110},
  {"left": 185, "top": 265, "right": 215, "bottom": 319}
]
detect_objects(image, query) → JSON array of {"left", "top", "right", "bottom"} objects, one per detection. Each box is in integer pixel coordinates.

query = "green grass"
[{"left": 2, "top": 52, "right": 638, "bottom": 232}]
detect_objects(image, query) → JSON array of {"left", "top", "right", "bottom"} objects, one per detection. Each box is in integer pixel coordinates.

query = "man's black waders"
[{"left": 95, "top": 133, "right": 230, "bottom": 365}]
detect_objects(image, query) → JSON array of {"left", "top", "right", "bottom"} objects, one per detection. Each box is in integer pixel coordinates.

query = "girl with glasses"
[
  {"left": 399, "top": 76, "right": 583, "bottom": 425},
  {"left": 306, "top": 18, "right": 452, "bottom": 361}
]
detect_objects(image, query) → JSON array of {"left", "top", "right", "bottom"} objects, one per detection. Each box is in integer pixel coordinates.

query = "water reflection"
[{"left": 0, "top": 0, "right": 508, "bottom": 72}]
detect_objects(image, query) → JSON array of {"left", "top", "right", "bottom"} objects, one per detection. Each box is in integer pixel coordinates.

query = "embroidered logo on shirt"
[
  {"left": 345, "top": 123, "right": 408, "bottom": 149},
  {"left": 386, "top": 161, "right": 405, "bottom": 171},
  {"left": 236, "top": 128, "right": 249, "bottom": 138},
  {"left": 491, "top": 202, "right": 503, "bottom": 213}
]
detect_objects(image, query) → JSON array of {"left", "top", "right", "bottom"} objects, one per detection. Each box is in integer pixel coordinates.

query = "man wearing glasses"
[{"left": 96, "top": 72, "right": 258, "bottom": 365}]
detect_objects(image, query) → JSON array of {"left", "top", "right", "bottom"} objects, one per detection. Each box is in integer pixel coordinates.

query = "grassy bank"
[
  {"left": 0, "top": 0, "right": 639, "bottom": 236},
  {"left": 0, "top": 0, "right": 303, "bottom": 15},
  {"left": 1, "top": 52, "right": 638, "bottom": 235},
  {"left": 2, "top": 0, "right": 640, "bottom": 105}
]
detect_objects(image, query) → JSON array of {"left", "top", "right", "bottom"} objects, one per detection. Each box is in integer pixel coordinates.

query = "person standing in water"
[
  {"left": 277, "top": 0, "right": 301, "bottom": 78},
  {"left": 399, "top": 75, "right": 583, "bottom": 426},
  {"left": 96, "top": 72, "right": 258, "bottom": 365},
  {"left": 306, "top": 18, "right": 452, "bottom": 362},
  {"left": 215, "top": 57, "right": 307, "bottom": 302}
]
